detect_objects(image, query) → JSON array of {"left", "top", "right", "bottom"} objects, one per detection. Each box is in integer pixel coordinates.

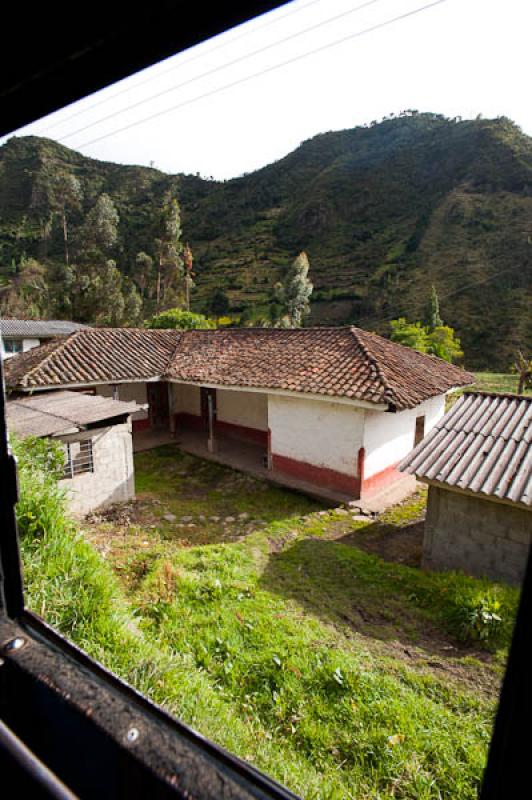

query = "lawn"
[{"left": 21, "top": 444, "right": 520, "bottom": 800}]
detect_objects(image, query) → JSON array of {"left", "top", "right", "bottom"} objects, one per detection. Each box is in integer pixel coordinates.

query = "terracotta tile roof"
[
  {"left": 165, "top": 327, "right": 473, "bottom": 408},
  {"left": 4, "top": 328, "right": 179, "bottom": 389},
  {"left": 399, "top": 392, "right": 532, "bottom": 507},
  {"left": 4, "top": 326, "right": 474, "bottom": 409}
]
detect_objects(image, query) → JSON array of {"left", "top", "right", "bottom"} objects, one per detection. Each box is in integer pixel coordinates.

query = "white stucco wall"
[
  {"left": 217, "top": 389, "right": 268, "bottom": 430},
  {"left": 95, "top": 382, "right": 148, "bottom": 421},
  {"left": 23, "top": 337, "right": 41, "bottom": 352},
  {"left": 268, "top": 394, "right": 365, "bottom": 475},
  {"left": 362, "top": 394, "right": 445, "bottom": 479},
  {"left": 171, "top": 383, "right": 201, "bottom": 415},
  {"left": 58, "top": 422, "right": 135, "bottom": 516}
]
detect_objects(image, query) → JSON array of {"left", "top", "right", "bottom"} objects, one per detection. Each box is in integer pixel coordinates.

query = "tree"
[
  {"left": 273, "top": 251, "right": 313, "bottom": 327},
  {"left": 210, "top": 288, "right": 230, "bottom": 318},
  {"left": 513, "top": 351, "right": 532, "bottom": 394},
  {"left": 122, "top": 277, "right": 143, "bottom": 327},
  {"left": 147, "top": 308, "right": 215, "bottom": 330},
  {"left": 0, "top": 258, "right": 50, "bottom": 318},
  {"left": 389, "top": 318, "right": 430, "bottom": 352},
  {"left": 133, "top": 251, "right": 153, "bottom": 299},
  {"left": 182, "top": 242, "right": 194, "bottom": 311},
  {"left": 154, "top": 194, "right": 183, "bottom": 310},
  {"left": 66, "top": 194, "right": 136, "bottom": 325},
  {"left": 30, "top": 166, "right": 83, "bottom": 262},
  {"left": 79, "top": 193, "right": 119, "bottom": 256},
  {"left": 54, "top": 173, "right": 83, "bottom": 265},
  {"left": 426, "top": 285, "right": 443, "bottom": 330},
  {"left": 389, "top": 317, "right": 463, "bottom": 363},
  {"left": 428, "top": 325, "right": 463, "bottom": 362}
]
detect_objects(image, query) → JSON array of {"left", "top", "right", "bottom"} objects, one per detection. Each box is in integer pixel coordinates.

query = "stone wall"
[
  {"left": 58, "top": 422, "right": 135, "bottom": 516},
  {"left": 424, "top": 485, "right": 531, "bottom": 585}
]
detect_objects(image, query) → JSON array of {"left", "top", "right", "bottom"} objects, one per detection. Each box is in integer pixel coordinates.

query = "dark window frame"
[{"left": 3, "top": 339, "right": 23, "bottom": 354}]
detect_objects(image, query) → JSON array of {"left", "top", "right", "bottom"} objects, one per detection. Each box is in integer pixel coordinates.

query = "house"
[
  {"left": 399, "top": 391, "right": 531, "bottom": 585},
  {"left": 6, "top": 390, "right": 143, "bottom": 516},
  {"left": 0, "top": 318, "right": 89, "bottom": 358},
  {"left": 4, "top": 326, "right": 474, "bottom": 505}
]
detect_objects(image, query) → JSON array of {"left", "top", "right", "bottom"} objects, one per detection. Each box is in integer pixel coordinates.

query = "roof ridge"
[
  {"left": 349, "top": 327, "right": 397, "bottom": 405},
  {"left": 163, "top": 332, "right": 185, "bottom": 377},
  {"left": 18, "top": 332, "right": 82, "bottom": 388}
]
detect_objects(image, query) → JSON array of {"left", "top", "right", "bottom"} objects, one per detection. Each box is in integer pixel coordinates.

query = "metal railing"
[{"left": 62, "top": 440, "right": 94, "bottom": 479}]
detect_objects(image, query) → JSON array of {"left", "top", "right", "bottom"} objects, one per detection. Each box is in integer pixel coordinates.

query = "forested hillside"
[{"left": 1, "top": 112, "right": 531, "bottom": 368}]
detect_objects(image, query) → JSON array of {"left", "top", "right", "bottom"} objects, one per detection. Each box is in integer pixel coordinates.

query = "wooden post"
[
  {"left": 168, "top": 383, "right": 176, "bottom": 436},
  {"left": 207, "top": 393, "right": 216, "bottom": 453}
]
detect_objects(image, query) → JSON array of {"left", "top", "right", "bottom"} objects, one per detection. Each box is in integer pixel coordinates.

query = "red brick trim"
[
  {"left": 272, "top": 453, "right": 360, "bottom": 496},
  {"left": 215, "top": 419, "right": 268, "bottom": 446},
  {"left": 132, "top": 418, "right": 150, "bottom": 432},
  {"left": 174, "top": 412, "right": 204, "bottom": 431},
  {"left": 361, "top": 462, "right": 403, "bottom": 496}
]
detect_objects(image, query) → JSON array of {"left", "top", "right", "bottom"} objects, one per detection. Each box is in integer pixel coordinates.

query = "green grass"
[
  {"left": 17, "top": 443, "right": 521, "bottom": 799},
  {"left": 473, "top": 373, "right": 530, "bottom": 395}
]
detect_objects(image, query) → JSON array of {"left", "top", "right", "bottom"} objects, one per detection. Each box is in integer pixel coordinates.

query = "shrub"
[
  {"left": 455, "top": 592, "right": 504, "bottom": 643},
  {"left": 146, "top": 308, "right": 215, "bottom": 329},
  {"left": 12, "top": 435, "right": 69, "bottom": 539}
]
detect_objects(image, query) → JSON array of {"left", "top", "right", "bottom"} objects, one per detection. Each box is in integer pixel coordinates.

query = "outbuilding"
[
  {"left": 7, "top": 390, "right": 142, "bottom": 516},
  {"left": 400, "top": 391, "right": 531, "bottom": 585}
]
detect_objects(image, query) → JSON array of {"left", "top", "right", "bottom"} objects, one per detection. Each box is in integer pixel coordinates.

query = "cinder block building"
[
  {"left": 400, "top": 391, "right": 532, "bottom": 585},
  {"left": 7, "top": 390, "right": 141, "bottom": 515}
]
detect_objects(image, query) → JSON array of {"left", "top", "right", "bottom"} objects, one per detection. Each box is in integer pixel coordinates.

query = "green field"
[
  {"left": 18, "top": 443, "right": 519, "bottom": 799},
  {"left": 473, "top": 373, "right": 530, "bottom": 395}
]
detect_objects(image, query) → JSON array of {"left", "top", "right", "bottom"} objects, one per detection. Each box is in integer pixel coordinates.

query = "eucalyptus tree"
[
  {"left": 274, "top": 251, "right": 313, "bottom": 327},
  {"left": 154, "top": 193, "right": 183, "bottom": 310}
]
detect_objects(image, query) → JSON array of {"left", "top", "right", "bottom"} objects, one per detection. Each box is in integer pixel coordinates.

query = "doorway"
[{"left": 147, "top": 382, "right": 170, "bottom": 429}]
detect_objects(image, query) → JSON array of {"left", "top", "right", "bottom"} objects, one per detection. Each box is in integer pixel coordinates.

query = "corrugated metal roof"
[
  {"left": 399, "top": 392, "right": 532, "bottom": 507},
  {"left": 0, "top": 319, "right": 89, "bottom": 337},
  {"left": 7, "top": 390, "right": 141, "bottom": 438}
]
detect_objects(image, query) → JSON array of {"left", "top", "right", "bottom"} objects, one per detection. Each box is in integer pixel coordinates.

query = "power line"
[
  {"left": 34, "top": 0, "right": 328, "bottom": 136},
  {"left": 73, "top": 0, "right": 448, "bottom": 151},
  {"left": 58, "top": 0, "right": 387, "bottom": 144}
]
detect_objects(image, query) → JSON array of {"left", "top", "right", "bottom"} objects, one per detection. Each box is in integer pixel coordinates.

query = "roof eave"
[{"left": 416, "top": 478, "right": 531, "bottom": 512}]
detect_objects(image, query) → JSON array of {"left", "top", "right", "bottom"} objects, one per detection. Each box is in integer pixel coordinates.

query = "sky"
[{"left": 2, "top": 0, "right": 531, "bottom": 181}]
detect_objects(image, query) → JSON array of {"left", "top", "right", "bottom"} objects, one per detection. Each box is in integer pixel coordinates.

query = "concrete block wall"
[
  {"left": 424, "top": 485, "right": 531, "bottom": 585},
  {"left": 58, "top": 422, "right": 135, "bottom": 516}
]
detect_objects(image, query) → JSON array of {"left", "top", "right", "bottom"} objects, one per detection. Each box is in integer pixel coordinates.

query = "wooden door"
[{"left": 147, "top": 382, "right": 170, "bottom": 428}]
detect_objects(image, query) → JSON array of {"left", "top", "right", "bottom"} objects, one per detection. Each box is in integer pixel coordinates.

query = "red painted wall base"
[
  {"left": 132, "top": 418, "right": 150, "bottom": 433},
  {"left": 361, "top": 462, "right": 403, "bottom": 496},
  {"left": 272, "top": 453, "right": 360, "bottom": 496},
  {"left": 215, "top": 420, "right": 268, "bottom": 447},
  {"left": 174, "top": 412, "right": 204, "bottom": 431}
]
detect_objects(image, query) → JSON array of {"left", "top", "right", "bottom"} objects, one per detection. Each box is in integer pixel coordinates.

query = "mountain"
[{"left": 1, "top": 112, "right": 531, "bottom": 369}]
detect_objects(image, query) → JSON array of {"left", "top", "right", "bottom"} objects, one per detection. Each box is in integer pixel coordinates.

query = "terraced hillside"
[{"left": 1, "top": 112, "right": 531, "bottom": 368}]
